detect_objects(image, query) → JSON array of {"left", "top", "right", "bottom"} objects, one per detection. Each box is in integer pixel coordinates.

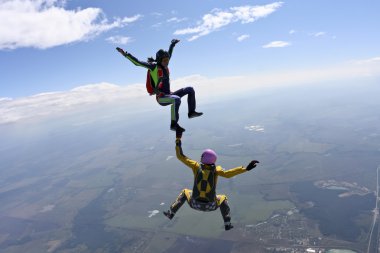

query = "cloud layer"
[
  {"left": 174, "top": 2, "right": 283, "bottom": 41},
  {"left": 0, "top": 0, "right": 141, "bottom": 49},
  {"left": 0, "top": 82, "right": 148, "bottom": 124},
  {"left": 1, "top": 56, "right": 379, "bottom": 125}
]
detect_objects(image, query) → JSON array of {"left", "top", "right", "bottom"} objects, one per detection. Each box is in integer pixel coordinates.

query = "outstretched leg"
[
  {"left": 217, "top": 195, "right": 233, "bottom": 230},
  {"left": 163, "top": 189, "right": 191, "bottom": 219}
]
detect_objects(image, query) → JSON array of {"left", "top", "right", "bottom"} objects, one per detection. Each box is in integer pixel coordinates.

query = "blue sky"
[{"left": 0, "top": 0, "right": 379, "bottom": 101}]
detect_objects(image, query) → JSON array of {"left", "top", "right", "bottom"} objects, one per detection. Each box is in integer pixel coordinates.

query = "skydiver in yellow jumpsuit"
[{"left": 163, "top": 135, "right": 259, "bottom": 230}]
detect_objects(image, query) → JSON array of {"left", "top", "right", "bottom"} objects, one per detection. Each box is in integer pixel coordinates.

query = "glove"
[
  {"left": 171, "top": 39, "right": 180, "bottom": 45},
  {"left": 175, "top": 138, "right": 182, "bottom": 147},
  {"left": 116, "top": 47, "right": 127, "bottom": 56},
  {"left": 246, "top": 160, "right": 259, "bottom": 171},
  {"left": 175, "top": 128, "right": 183, "bottom": 139}
]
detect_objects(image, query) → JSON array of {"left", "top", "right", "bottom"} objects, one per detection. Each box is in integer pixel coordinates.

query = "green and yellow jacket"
[{"left": 123, "top": 43, "right": 175, "bottom": 95}]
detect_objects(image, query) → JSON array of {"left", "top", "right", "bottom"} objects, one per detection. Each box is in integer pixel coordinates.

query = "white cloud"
[
  {"left": 0, "top": 97, "right": 12, "bottom": 102},
  {"left": 151, "top": 12, "right": 163, "bottom": 17},
  {"left": 174, "top": 2, "right": 283, "bottom": 41},
  {"left": 152, "top": 22, "right": 163, "bottom": 28},
  {"left": 310, "top": 31, "right": 326, "bottom": 37},
  {"left": 289, "top": 29, "right": 296, "bottom": 34},
  {"left": 0, "top": 0, "right": 142, "bottom": 49},
  {"left": 40, "top": 204, "right": 55, "bottom": 213},
  {"left": 152, "top": 17, "right": 187, "bottom": 29},
  {"left": 167, "top": 17, "right": 187, "bottom": 23},
  {"left": 351, "top": 56, "right": 380, "bottom": 65},
  {"left": 170, "top": 56, "right": 380, "bottom": 99},
  {"left": 262, "top": 40, "right": 291, "bottom": 48},
  {"left": 121, "top": 15, "right": 142, "bottom": 23},
  {"left": 148, "top": 210, "right": 159, "bottom": 218},
  {"left": 0, "top": 82, "right": 149, "bottom": 124},
  {"left": 228, "top": 143, "right": 243, "bottom": 147},
  {"left": 166, "top": 156, "right": 174, "bottom": 161},
  {"left": 237, "top": 34, "right": 250, "bottom": 42},
  {"left": 348, "top": 57, "right": 380, "bottom": 76},
  {"left": 245, "top": 125, "right": 265, "bottom": 132},
  {"left": 106, "top": 36, "right": 133, "bottom": 45},
  {"left": 1, "top": 56, "right": 379, "bottom": 125}
]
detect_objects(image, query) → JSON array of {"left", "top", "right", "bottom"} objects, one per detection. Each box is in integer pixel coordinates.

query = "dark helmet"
[{"left": 156, "top": 49, "right": 170, "bottom": 63}]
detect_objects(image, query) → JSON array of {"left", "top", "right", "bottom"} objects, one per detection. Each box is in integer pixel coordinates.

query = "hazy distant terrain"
[{"left": 1, "top": 81, "right": 380, "bottom": 253}]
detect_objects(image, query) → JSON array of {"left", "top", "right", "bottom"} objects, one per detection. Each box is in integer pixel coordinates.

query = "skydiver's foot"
[
  {"left": 163, "top": 210, "right": 174, "bottom": 220},
  {"left": 188, "top": 111, "right": 203, "bottom": 119},
  {"left": 224, "top": 222, "right": 234, "bottom": 231},
  {"left": 170, "top": 122, "right": 185, "bottom": 132},
  {"left": 176, "top": 124, "right": 185, "bottom": 133}
]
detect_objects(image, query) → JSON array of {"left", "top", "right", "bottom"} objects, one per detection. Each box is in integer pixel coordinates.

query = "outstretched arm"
[
  {"left": 217, "top": 160, "right": 259, "bottom": 178},
  {"left": 175, "top": 137, "right": 199, "bottom": 174},
  {"left": 168, "top": 39, "right": 180, "bottom": 59},
  {"left": 116, "top": 47, "right": 155, "bottom": 70}
]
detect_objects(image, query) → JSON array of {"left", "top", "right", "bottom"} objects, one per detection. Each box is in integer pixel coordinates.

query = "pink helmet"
[{"left": 201, "top": 149, "right": 217, "bottom": 164}]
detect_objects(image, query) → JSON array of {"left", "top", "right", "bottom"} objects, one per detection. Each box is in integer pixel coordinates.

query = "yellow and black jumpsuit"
[{"left": 168, "top": 139, "right": 248, "bottom": 226}]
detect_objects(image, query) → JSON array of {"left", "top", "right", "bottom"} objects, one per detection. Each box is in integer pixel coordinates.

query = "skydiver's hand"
[
  {"left": 175, "top": 138, "right": 182, "bottom": 147},
  {"left": 171, "top": 39, "right": 180, "bottom": 45},
  {"left": 246, "top": 160, "right": 259, "bottom": 171},
  {"left": 116, "top": 47, "right": 127, "bottom": 56}
]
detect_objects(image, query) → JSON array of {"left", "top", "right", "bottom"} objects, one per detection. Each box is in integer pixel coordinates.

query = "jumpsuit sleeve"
[
  {"left": 168, "top": 42, "right": 176, "bottom": 59},
  {"left": 216, "top": 166, "right": 247, "bottom": 178},
  {"left": 175, "top": 143, "right": 199, "bottom": 175},
  {"left": 124, "top": 53, "right": 155, "bottom": 71}
]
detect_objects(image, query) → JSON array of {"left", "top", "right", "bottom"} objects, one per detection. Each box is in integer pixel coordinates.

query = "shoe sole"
[
  {"left": 163, "top": 212, "right": 174, "bottom": 220},
  {"left": 171, "top": 127, "right": 185, "bottom": 132},
  {"left": 188, "top": 114, "right": 203, "bottom": 119}
]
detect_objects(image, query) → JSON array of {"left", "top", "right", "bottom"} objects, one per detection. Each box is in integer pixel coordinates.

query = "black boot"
[
  {"left": 224, "top": 222, "right": 234, "bottom": 231},
  {"left": 170, "top": 121, "right": 185, "bottom": 132},
  {"left": 163, "top": 210, "right": 174, "bottom": 220},
  {"left": 188, "top": 111, "right": 203, "bottom": 119}
]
